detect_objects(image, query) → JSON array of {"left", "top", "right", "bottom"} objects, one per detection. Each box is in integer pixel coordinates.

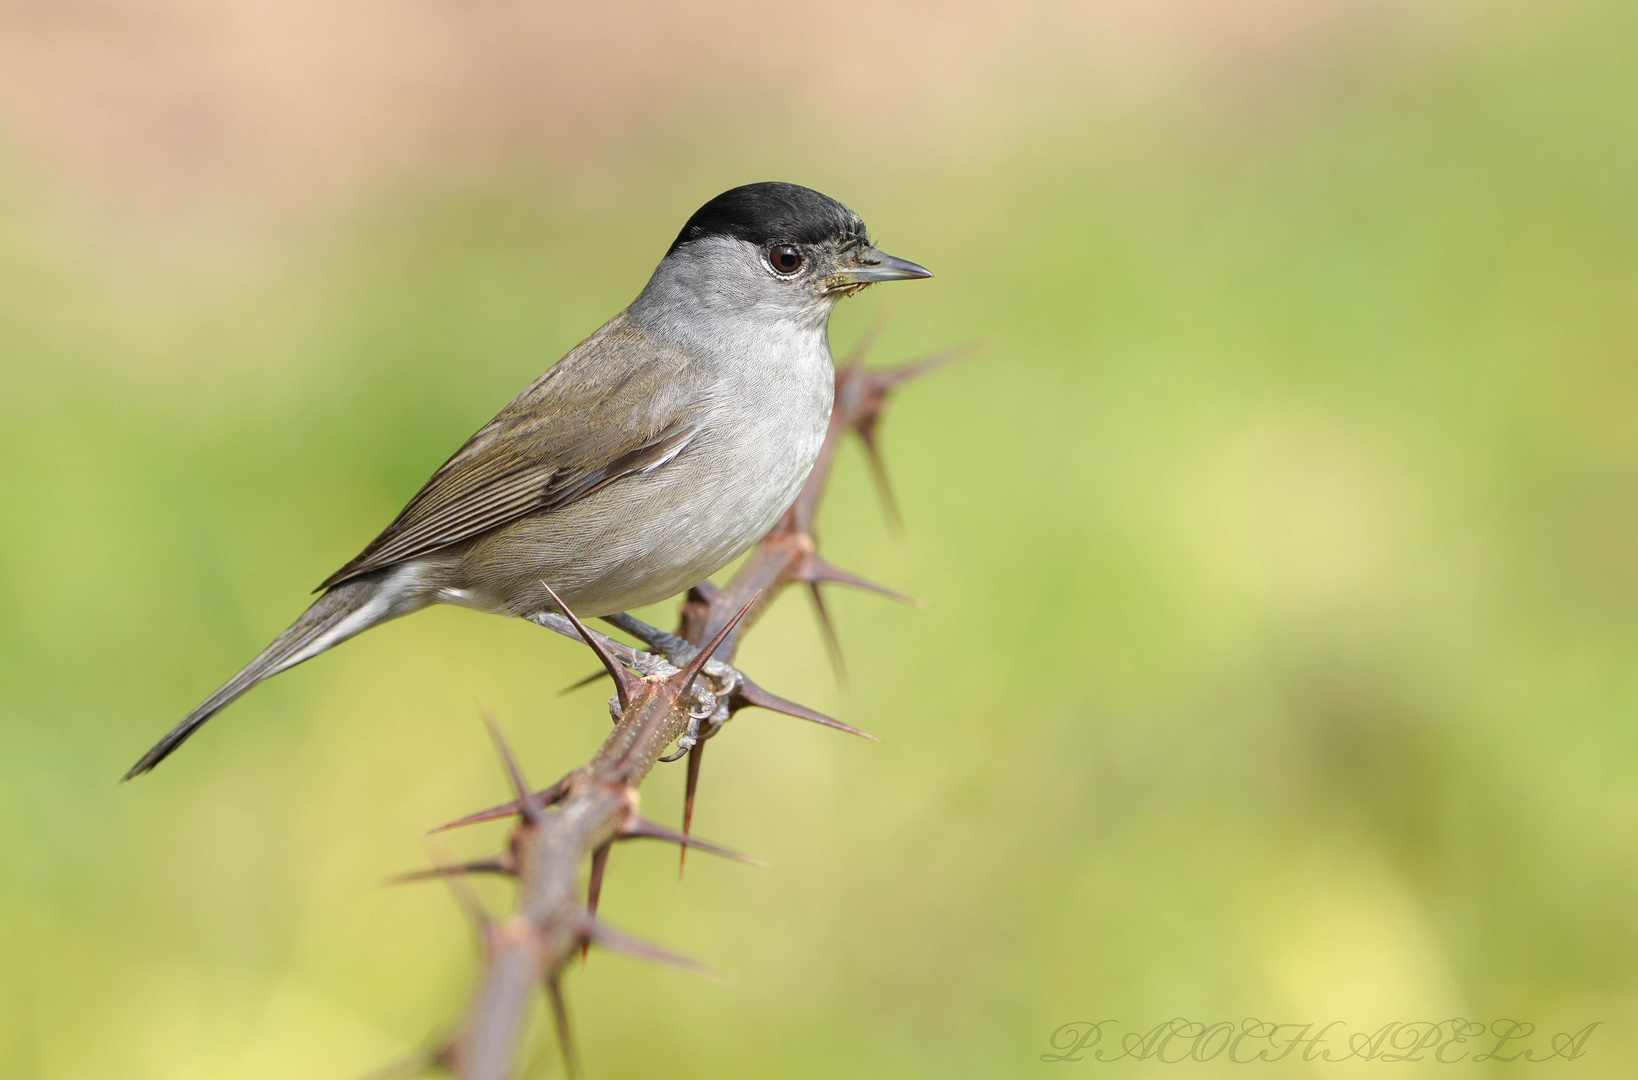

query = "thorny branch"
[{"left": 397, "top": 332, "right": 968, "bottom": 1079}]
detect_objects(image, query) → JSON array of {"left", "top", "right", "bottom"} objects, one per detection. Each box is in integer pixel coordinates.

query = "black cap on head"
[{"left": 668, "top": 182, "right": 867, "bottom": 256}]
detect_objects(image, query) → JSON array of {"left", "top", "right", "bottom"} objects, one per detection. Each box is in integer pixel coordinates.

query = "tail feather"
[{"left": 124, "top": 577, "right": 391, "bottom": 780}]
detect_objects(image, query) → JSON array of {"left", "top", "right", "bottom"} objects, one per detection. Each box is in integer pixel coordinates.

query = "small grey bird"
[{"left": 125, "top": 182, "right": 930, "bottom": 778}]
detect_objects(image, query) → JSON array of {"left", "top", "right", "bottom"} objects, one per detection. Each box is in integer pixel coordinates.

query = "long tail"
[{"left": 124, "top": 576, "right": 399, "bottom": 780}]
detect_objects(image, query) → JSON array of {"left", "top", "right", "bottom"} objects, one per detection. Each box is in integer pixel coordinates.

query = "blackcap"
[{"left": 125, "top": 181, "right": 931, "bottom": 778}]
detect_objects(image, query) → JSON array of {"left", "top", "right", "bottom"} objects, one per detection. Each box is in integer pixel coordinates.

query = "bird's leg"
[
  {"left": 530, "top": 609, "right": 671, "bottom": 717},
  {"left": 602, "top": 612, "right": 693, "bottom": 658},
  {"left": 600, "top": 614, "right": 739, "bottom": 696},
  {"left": 527, "top": 611, "right": 674, "bottom": 679}
]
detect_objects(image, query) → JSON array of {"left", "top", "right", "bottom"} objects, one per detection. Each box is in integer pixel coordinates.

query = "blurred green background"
[{"left": 3, "top": 1, "right": 1637, "bottom": 1076}]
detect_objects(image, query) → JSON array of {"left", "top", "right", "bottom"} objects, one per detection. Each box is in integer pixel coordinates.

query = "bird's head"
[{"left": 638, "top": 182, "right": 931, "bottom": 332}]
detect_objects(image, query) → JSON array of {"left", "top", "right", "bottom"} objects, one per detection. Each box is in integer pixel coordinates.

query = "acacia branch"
[{"left": 404, "top": 337, "right": 966, "bottom": 1079}]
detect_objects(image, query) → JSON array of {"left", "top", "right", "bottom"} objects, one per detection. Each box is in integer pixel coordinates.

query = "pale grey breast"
[{"left": 418, "top": 310, "right": 835, "bottom": 617}]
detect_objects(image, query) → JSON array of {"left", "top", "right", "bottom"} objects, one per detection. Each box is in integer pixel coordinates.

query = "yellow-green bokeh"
[{"left": 3, "top": 3, "right": 1638, "bottom": 1077}]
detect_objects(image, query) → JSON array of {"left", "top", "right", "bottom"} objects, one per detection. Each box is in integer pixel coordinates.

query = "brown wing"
[{"left": 318, "top": 313, "right": 703, "bottom": 591}]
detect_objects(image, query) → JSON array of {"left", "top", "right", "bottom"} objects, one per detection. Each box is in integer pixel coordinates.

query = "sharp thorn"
[
  {"left": 681, "top": 740, "right": 704, "bottom": 880},
  {"left": 670, "top": 594, "right": 760, "bottom": 694},
  {"left": 541, "top": 581, "right": 642, "bottom": 710},
  {"left": 857, "top": 426, "right": 905, "bottom": 532},
  {"left": 384, "top": 857, "right": 513, "bottom": 885},
  {"left": 545, "top": 974, "right": 581, "bottom": 1080},
  {"left": 583, "top": 918, "right": 726, "bottom": 982},
  {"left": 734, "top": 677, "right": 880, "bottom": 741},
  {"left": 422, "top": 842, "right": 490, "bottom": 931},
  {"left": 877, "top": 341, "right": 978, "bottom": 388},
  {"left": 480, "top": 709, "right": 539, "bottom": 824},
  {"left": 806, "top": 581, "right": 847, "bottom": 684},
  {"left": 587, "top": 843, "right": 611, "bottom": 918},
  {"left": 426, "top": 776, "right": 570, "bottom": 834},
  {"left": 799, "top": 553, "right": 924, "bottom": 607},
  {"left": 559, "top": 669, "right": 610, "bottom": 695},
  {"left": 622, "top": 814, "right": 764, "bottom": 866},
  {"left": 583, "top": 842, "right": 610, "bottom": 969},
  {"left": 840, "top": 311, "right": 890, "bottom": 371}
]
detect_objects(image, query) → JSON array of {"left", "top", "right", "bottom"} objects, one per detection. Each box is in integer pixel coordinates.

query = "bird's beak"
[{"left": 835, "top": 245, "right": 934, "bottom": 285}]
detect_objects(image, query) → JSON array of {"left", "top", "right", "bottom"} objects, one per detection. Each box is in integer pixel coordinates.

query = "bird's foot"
[
  {"left": 603, "top": 611, "right": 740, "bottom": 758},
  {"left": 658, "top": 657, "right": 736, "bottom": 761}
]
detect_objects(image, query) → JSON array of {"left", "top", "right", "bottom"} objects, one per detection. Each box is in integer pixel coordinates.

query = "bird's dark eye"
[{"left": 768, "top": 245, "right": 804, "bottom": 275}]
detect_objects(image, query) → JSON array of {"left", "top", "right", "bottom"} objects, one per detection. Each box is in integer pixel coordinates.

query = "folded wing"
[{"left": 319, "top": 317, "right": 702, "bottom": 590}]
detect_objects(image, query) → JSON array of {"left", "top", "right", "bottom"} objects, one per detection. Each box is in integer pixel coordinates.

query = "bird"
[{"left": 124, "top": 182, "right": 932, "bottom": 779}]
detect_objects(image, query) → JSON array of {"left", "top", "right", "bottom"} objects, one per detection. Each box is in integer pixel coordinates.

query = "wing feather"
[{"left": 317, "top": 314, "right": 703, "bottom": 590}]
